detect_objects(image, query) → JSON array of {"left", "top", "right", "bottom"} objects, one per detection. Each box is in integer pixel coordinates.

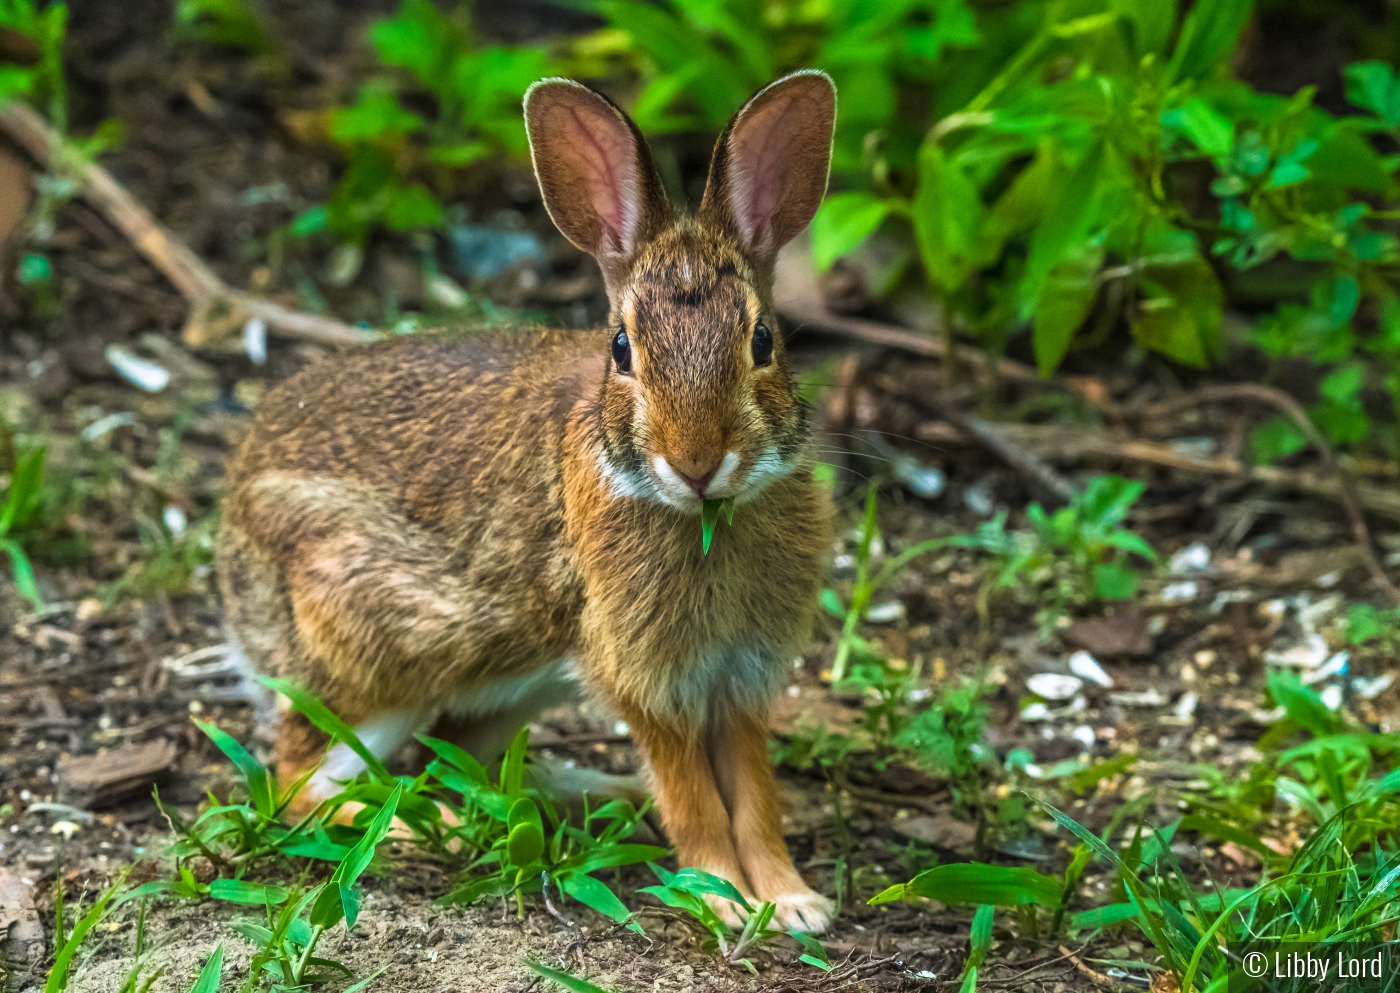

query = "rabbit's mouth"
[{"left": 596, "top": 445, "right": 798, "bottom": 511}]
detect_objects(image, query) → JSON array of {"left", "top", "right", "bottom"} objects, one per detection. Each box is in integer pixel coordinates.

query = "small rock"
[
  {"left": 1110, "top": 689, "right": 1166, "bottom": 708},
  {"left": 1019, "top": 702, "right": 1051, "bottom": 722},
  {"left": 1353, "top": 673, "right": 1394, "bottom": 699},
  {"left": 105, "top": 345, "right": 169, "bottom": 392},
  {"left": 1320, "top": 684, "right": 1343, "bottom": 710},
  {"left": 1169, "top": 542, "right": 1211, "bottom": 574},
  {"left": 865, "top": 601, "right": 905, "bottom": 624},
  {"left": 1174, "top": 692, "right": 1199, "bottom": 721},
  {"left": 1026, "top": 673, "right": 1082, "bottom": 701},
  {"left": 1068, "top": 651, "right": 1113, "bottom": 688},
  {"left": 1161, "top": 581, "right": 1198, "bottom": 603},
  {"left": 1071, "top": 725, "right": 1096, "bottom": 748},
  {"left": 1264, "top": 634, "right": 1329, "bottom": 668}
]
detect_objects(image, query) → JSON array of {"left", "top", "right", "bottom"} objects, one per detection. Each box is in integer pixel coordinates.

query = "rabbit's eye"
[
  {"left": 612, "top": 328, "right": 632, "bottom": 374},
  {"left": 752, "top": 323, "right": 774, "bottom": 367}
]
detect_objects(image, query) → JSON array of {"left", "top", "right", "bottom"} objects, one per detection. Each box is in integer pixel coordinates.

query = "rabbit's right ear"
[{"left": 525, "top": 79, "right": 670, "bottom": 288}]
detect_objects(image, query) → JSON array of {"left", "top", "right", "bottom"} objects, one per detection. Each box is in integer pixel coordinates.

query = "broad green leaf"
[
  {"left": 1170, "top": 0, "right": 1254, "bottom": 82},
  {"left": 382, "top": 183, "right": 443, "bottom": 231},
  {"left": 913, "top": 143, "right": 983, "bottom": 294},
  {"left": 1131, "top": 259, "right": 1223, "bottom": 368},
  {"left": 1, "top": 540, "right": 41, "bottom": 610},
  {"left": 330, "top": 85, "right": 424, "bottom": 144},
  {"left": 869, "top": 862, "right": 1061, "bottom": 909},
  {"left": 500, "top": 725, "right": 530, "bottom": 797},
  {"left": 569, "top": 844, "right": 669, "bottom": 875},
  {"left": 1032, "top": 245, "right": 1103, "bottom": 376},
  {"left": 811, "top": 192, "right": 892, "bottom": 271},
  {"left": 1165, "top": 98, "right": 1234, "bottom": 159},
  {"left": 417, "top": 735, "right": 490, "bottom": 785},
  {"left": 1268, "top": 670, "right": 1340, "bottom": 738},
  {"left": 1069, "top": 902, "right": 1140, "bottom": 929},
  {"left": 1022, "top": 140, "right": 1106, "bottom": 322},
  {"left": 558, "top": 872, "right": 631, "bottom": 923},
  {"left": 507, "top": 821, "right": 546, "bottom": 867},
  {"left": 1345, "top": 61, "right": 1400, "bottom": 128},
  {"left": 662, "top": 866, "right": 752, "bottom": 913}
]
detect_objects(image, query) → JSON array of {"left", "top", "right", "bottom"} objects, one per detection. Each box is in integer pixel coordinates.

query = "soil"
[{"left": 2, "top": 3, "right": 1398, "bottom": 992}]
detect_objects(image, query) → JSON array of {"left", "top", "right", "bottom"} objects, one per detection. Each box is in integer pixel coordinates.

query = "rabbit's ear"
[
  {"left": 700, "top": 70, "right": 836, "bottom": 269},
  {"left": 525, "top": 79, "right": 670, "bottom": 282}
]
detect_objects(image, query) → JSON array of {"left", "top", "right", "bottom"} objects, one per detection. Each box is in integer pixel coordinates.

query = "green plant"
[
  {"left": 525, "top": 960, "right": 617, "bottom": 993},
  {"left": 0, "top": 0, "right": 67, "bottom": 127},
  {"left": 954, "top": 474, "right": 1156, "bottom": 625},
  {"left": 1344, "top": 601, "right": 1400, "bottom": 649},
  {"left": 0, "top": 438, "right": 48, "bottom": 608},
  {"left": 173, "top": 0, "right": 275, "bottom": 56},
  {"left": 823, "top": 483, "right": 958, "bottom": 680},
  {"left": 295, "top": 0, "right": 553, "bottom": 251},
  {"left": 639, "top": 865, "right": 798, "bottom": 972},
  {"left": 700, "top": 496, "right": 734, "bottom": 554},
  {"left": 572, "top": 0, "right": 979, "bottom": 176},
  {"left": 803, "top": 0, "right": 1400, "bottom": 455},
  {"left": 103, "top": 509, "right": 218, "bottom": 604}
]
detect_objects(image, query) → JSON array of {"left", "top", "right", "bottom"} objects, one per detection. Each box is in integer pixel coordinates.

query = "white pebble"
[
  {"left": 1174, "top": 692, "right": 1199, "bottom": 721},
  {"left": 865, "top": 601, "right": 906, "bottom": 624},
  {"left": 1071, "top": 725, "right": 1096, "bottom": 748},
  {"left": 1320, "top": 684, "right": 1344, "bottom": 711},
  {"left": 1027, "top": 673, "right": 1083, "bottom": 701},
  {"left": 1169, "top": 542, "right": 1211, "bottom": 574},
  {"left": 1068, "top": 651, "right": 1113, "bottom": 688},
  {"left": 105, "top": 345, "right": 170, "bottom": 392},
  {"left": 1161, "top": 581, "right": 1199, "bottom": 603}
]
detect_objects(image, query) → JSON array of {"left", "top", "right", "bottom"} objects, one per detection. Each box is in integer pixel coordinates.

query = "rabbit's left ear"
[{"left": 699, "top": 70, "right": 836, "bottom": 269}]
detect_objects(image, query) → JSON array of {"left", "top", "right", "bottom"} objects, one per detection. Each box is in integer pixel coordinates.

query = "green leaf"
[
  {"left": 869, "top": 862, "right": 1061, "bottom": 909},
  {"left": 1032, "top": 245, "right": 1103, "bottom": 377},
  {"left": 208, "top": 879, "right": 290, "bottom": 905},
  {"left": 811, "top": 192, "right": 892, "bottom": 271},
  {"left": 913, "top": 143, "right": 983, "bottom": 294},
  {"left": 1250, "top": 418, "right": 1308, "bottom": 465},
  {"left": 700, "top": 497, "right": 733, "bottom": 554},
  {"left": 382, "top": 184, "right": 443, "bottom": 231},
  {"left": 500, "top": 725, "right": 529, "bottom": 798},
  {"left": 1268, "top": 669, "right": 1340, "bottom": 738},
  {"left": 558, "top": 872, "right": 631, "bottom": 923},
  {"left": 311, "top": 782, "right": 403, "bottom": 930},
  {"left": 330, "top": 85, "right": 424, "bottom": 144},
  {"left": 1345, "top": 61, "right": 1400, "bottom": 128},
  {"left": 416, "top": 735, "right": 490, "bottom": 786},
  {"left": 261, "top": 676, "right": 391, "bottom": 782},
  {"left": 1, "top": 539, "right": 41, "bottom": 610},
  {"left": 1069, "top": 902, "right": 1140, "bottom": 929},
  {"left": 1165, "top": 98, "right": 1234, "bottom": 159},
  {"left": 791, "top": 931, "right": 831, "bottom": 969},
  {"left": 194, "top": 720, "right": 274, "bottom": 818},
  {"left": 187, "top": 944, "right": 224, "bottom": 993},
  {"left": 569, "top": 844, "right": 670, "bottom": 875},
  {"left": 1169, "top": 0, "right": 1254, "bottom": 82},
  {"left": 662, "top": 866, "right": 752, "bottom": 914},
  {"left": 525, "top": 960, "right": 617, "bottom": 993},
  {"left": 1093, "top": 562, "right": 1140, "bottom": 600},
  {"left": 1022, "top": 140, "right": 1106, "bottom": 319},
  {"left": 820, "top": 588, "right": 844, "bottom": 618},
  {"left": 507, "top": 822, "right": 545, "bottom": 867},
  {"left": 1131, "top": 260, "right": 1223, "bottom": 369}
]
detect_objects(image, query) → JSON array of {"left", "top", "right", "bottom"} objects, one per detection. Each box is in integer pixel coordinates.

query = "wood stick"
[
  {"left": 1140, "top": 383, "right": 1395, "bottom": 602},
  {"left": 0, "top": 102, "right": 378, "bottom": 348}
]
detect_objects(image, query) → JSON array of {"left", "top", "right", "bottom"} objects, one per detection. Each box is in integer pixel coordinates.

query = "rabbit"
[{"left": 216, "top": 70, "right": 838, "bottom": 932}]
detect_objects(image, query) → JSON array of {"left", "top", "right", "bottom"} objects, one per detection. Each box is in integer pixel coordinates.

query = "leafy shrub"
[
  {"left": 296, "top": 0, "right": 554, "bottom": 248},
  {"left": 954, "top": 474, "right": 1156, "bottom": 624},
  {"left": 0, "top": 0, "right": 67, "bottom": 126}
]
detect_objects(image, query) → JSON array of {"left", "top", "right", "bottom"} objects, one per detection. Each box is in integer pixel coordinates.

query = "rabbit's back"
[{"left": 218, "top": 329, "right": 602, "bottom": 718}]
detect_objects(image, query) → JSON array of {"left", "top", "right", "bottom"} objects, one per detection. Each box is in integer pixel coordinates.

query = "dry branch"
[{"left": 0, "top": 102, "right": 378, "bottom": 348}]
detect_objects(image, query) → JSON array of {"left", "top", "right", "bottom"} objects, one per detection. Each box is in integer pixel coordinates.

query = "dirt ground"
[{"left": 3, "top": 2, "right": 1398, "bottom": 991}]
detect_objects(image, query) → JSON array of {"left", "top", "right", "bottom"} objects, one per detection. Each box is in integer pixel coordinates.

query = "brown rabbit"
[{"left": 216, "top": 70, "right": 837, "bottom": 931}]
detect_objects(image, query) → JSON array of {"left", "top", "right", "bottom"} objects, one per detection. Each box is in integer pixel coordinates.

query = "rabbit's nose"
[{"left": 676, "top": 467, "right": 717, "bottom": 496}]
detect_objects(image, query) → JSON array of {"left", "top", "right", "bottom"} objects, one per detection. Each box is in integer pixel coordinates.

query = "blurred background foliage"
[{"left": 5, "top": 0, "right": 1400, "bottom": 459}]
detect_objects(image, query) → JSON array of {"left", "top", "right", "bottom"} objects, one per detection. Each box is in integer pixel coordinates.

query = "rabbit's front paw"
[{"left": 770, "top": 888, "right": 835, "bottom": 934}]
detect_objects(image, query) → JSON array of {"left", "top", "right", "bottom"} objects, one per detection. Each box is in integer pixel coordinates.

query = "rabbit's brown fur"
[{"left": 217, "top": 71, "right": 837, "bottom": 930}]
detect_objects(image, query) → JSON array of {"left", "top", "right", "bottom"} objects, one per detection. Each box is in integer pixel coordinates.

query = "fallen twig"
[
  {"left": 0, "top": 102, "right": 378, "bottom": 348},
  {"left": 1140, "top": 383, "right": 1396, "bottom": 602}
]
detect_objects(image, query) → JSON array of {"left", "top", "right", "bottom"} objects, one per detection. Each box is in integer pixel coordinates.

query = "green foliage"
[
  {"left": 639, "top": 864, "right": 816, "bottom": 972},
  {"left": 953, "top": 475, "right": 1156, "bottom": 626},
  {"left": 173, "top": 0, "right": 275, "bottom": 56},
  {"left": 1344, "top": 601, "right": 1400, "bottom": 648},
  {"left": 868, "top": 862, "right": 1061, "bottom": 909},
  {"left": 780, "top": 0, "right": 1400, "bottom": 452},
  {"left": 0, "top": 0, "right": 67, "bottom": 126},
  {"left": 526, "top": 961, "right": 618, "bottom": 993},
  {"left": 0, "top": 436, "right": 49, "bottom": 608},
  {"left": 103, "top": 509, "right": 218, "bottom": 605},
  {"left": 573, "top": 0, "right": 978, "bottom": 173},
  {"left": 298, "top": 0, "right": 554, "bottom": 247}
]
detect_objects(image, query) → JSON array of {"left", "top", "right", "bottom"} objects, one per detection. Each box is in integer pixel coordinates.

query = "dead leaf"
[
  {"left": 59, "top": 739, "right": 178, "bottom": 808},
  {"left": 1066, "top": 611, "right": 1153, "bottom": 658},
  {"left": 1218, "top": 841, "right": 1259, "bottom": 868},
  {"left": 181, "top": 295, "right": 251, "bottom": 349}
]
